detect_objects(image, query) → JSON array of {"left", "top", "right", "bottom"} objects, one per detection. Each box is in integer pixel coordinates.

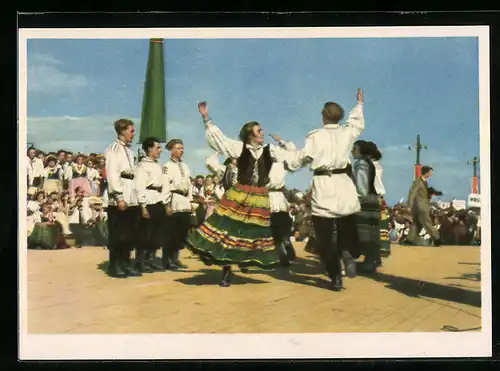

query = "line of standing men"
[{"left": 104, "top": 119, "right": 192, "bottom": 278}]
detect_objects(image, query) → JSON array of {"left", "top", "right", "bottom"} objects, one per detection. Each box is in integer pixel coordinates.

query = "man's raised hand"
[
  {"left": 198, "top": 101, "right": 209, "bottom": 119},
  {"left": 269, "top": 134, "right": 281, "bottom": 143},
  {"left": 356, "top": 88, "right": 363, "bottom": 103}
]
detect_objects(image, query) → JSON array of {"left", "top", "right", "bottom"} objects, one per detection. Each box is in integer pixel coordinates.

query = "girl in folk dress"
[
  {"left": 69, "top": 154, "right": 91, "bottom": 198},
  {"left": 187, "top": 102, "right": 293, "bottom": 287},
  {"left": 43, "top": 155, "right": 63, "bottom": 195},
  {"left": 86, "top": 158, "right": 101, "bottom": 196},
  {"left": 49, "top": 191, "right": 72, "bottom": 236}
]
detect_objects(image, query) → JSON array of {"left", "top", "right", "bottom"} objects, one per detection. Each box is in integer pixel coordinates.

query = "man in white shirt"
[
  {"left": 285, "top": 88, "right": 364, "bottom": 291},
  {"left": 162, "top": 138, "right": 193, "bottom": 270},
  {"left": 104, "top": 118, "right": 142, "bottom": 278},
  {"left": 134, "top": 137, "right": 172, "bottom": 273},
  {"left": 62, "top": 152, "right": 74, "bottom": 191},
  {"left": 27, "top": 147, "right": 44, "bottom": 188}
]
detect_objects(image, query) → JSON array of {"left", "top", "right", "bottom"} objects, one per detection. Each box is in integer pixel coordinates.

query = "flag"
[{"left": 139, "top": 38, "right": 167, "bottom": 143}]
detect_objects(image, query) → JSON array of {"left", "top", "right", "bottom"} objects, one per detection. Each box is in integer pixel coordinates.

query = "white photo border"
[{"left": 18, "top": 25, "right": 491, "bottom": 360}]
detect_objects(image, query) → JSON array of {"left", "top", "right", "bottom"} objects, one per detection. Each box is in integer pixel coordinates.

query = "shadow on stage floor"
[{"left": 174, "top": 268, "right": 270, "bottom": 286}]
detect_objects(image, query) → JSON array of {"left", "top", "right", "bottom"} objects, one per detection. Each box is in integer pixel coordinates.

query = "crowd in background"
[{"left": 25, "top": 146, "right": 481, "bottom": 250}]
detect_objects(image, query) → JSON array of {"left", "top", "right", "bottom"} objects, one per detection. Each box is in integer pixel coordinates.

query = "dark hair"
[
  {"left": 166, "top": 138, "right": 183, "bottom": 150},
  {"left": 239, "top": 121, "right": 260, "bottom": 144},
  {"left": 365, "top": 141, "right": 382, "bottom": 160},
  {"left": 75, "top": 186, "right": 83, "bottom": 193},
  {"left": 195, "top": 175, "right": 204, "bottom": 180},
  {"left": 205, "top": 174, "right": 213, "bottom": 179},
  {"left": 422, "top": 165, "right": 433, "bottom": 176},
  {"left": 322, "top": 102, "right": 345, "bottom": 123},
  {"left": 56, "top": 149, "right": 66, "bottom": 156},
  {"left": 34, "top": 191, "right": 45, "bottom": 200},
  {"left": 66, "top": 152, "right": 73, "bottom": 157},
  {"left": 224, "top": 157, "right": 236, "bottom": 167},
  {"left": 142, "top": 137, "right": 161, "bottom": 154}
]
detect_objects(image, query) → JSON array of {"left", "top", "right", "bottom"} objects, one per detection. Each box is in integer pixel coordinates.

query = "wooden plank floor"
[{"left": 26, "top": 243, "right": 482, "bottom": 334}]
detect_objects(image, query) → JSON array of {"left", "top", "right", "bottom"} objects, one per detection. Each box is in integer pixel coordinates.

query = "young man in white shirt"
[
  {"left": 104, "top": 119, "right": 142, "bottom": 278},
  {"left": 135, "top": 137, "right": 171, "bottom": 273},
  {"left": 162, "top": 139, "right": 193, "bottom": 270},
  {"left": 285, "top": 88, "right": 364, "bottom": 291}
]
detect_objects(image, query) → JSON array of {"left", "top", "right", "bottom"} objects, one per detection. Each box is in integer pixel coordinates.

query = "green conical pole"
[{"left": 139, "top": 38, "right": 167, "bottom": 143}]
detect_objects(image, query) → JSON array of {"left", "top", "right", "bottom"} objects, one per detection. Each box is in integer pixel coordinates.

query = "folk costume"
[
  {"left": 352, "top": 155, "right": 382, "bottom": 271},
  {"left": 43, "top": 156, "right": 63, "bottom": 195},
  {"left": 104, "top": 138, "right": 142, "bottom": 278},
  {"left": 186, "top": 118, "right": 293, "bottom": 285},
  {"left": 69, "top": 161, "right": 92, "bottom": 198},
  {"left": 285, "top": 102, "right": 365, "bottom": 290},
  {"left": 373, "top": 160, "right": 390, "bottom": 257},
  {"left": 135, "top": 155, "right": 171, "bottom": 273},
  {"left": 162, "top": 145, "right": 193, "bottom": 270}
]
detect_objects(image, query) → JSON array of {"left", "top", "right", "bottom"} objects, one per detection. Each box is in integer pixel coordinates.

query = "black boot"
[
  {"left": 219, "top": 266, "right": 232, "bottom": 287},
  {"left": 162, "top": 248, "right": 179, "bottom": 271},
  {"left": 341, "top": 250, "right": 357, "bottom": 278},
  {"left": 331, "top": 274, "right": 344, "bottom": 291},
  {"left": 107, "top": 249, "right": 127, "bottom": 278},
  {"left": 172, "top": 249, "right": 188, "bottom": 269},
  {"left": 285, "top": 242, "right": 297, "bottom": 261},
  {"left": 135, "top": 249, "right": 154, "bottom": 273},
  {"left": 146, "top": 250, "right": 165, "bottom": 271},
  {"left": 357, "top": 259, "right": 377, "bottom": 274},
  {"left": 121, "top": 249, "right": 142, "bottom": 277}
]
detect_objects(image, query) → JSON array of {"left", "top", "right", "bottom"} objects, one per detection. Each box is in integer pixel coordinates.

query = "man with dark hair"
[
  {"left": 62, "top": 152, "right": 74, "bottom": 191},
  {"left": 56, "top": 150, "right": 66, "bottom": 168},
  {"left": 407, "top": 165, "right": 441, "bottom": 246},
  {"left": 285, "top": 88, "right": 364, "bottom": 291},
  {"left": 134, "top": 137, "right": 170, "bottom": 273},
  {"left": 104, "top": 118, "right": 142, "bottom": 278},
  {"left": 162, "top": 138, "right": 192, "bottom": 270},
  {"left": 27, "top": 147, "right": 44, "bottom": 188}
]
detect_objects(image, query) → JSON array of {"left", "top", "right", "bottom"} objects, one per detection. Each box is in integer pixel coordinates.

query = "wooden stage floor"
[{"left": 26, "top": 243, "right": 482, "bottom": 334}]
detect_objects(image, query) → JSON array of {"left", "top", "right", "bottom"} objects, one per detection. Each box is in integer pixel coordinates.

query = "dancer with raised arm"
[
  {"left": 285, "top": 88, "right": 364, "bottom": 291},
  {"left": 187, "top": 101, "right": 294, "bottom": 287}
]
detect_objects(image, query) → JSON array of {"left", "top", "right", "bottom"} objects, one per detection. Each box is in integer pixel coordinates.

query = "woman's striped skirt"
[
  {"left": 186, "top": 184, "right": 280, "bottom": 269},
  {"left": 356, "top": 194, "right": 381, "bottom": 258}
]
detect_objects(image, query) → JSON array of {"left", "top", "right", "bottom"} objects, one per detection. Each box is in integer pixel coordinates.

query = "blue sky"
[{"left": 26, "top": 37, "right": 480, "bottom": 205}]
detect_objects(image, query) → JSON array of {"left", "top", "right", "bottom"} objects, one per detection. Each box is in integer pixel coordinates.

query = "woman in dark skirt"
[
  {"left": 351, "top": 140, "right": 382, "bottom": 274},
  {"left": 186, "top": 102, "right": 294, "bottom": 287}
]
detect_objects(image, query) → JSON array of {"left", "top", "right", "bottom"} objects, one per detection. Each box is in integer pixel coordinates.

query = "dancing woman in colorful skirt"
[{"left": 186, "top": 102, "right": 296, "bottom": 287}]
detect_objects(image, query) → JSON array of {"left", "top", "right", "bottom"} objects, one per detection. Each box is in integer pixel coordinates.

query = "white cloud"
[
  {"left": 27, "top": 53, "right": 89, "bottom": 93},
  {"left": 25, "top": 115, "right": 205, "bottom": 165}
]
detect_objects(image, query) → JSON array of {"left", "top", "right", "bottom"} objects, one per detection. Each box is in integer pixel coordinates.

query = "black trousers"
[
  {"left": 271, "top": 211, "right": 294, "bottom": 261},
  {"left": 336, "top": 214, "right": 361, "bottom": 259},
  {"left": 312, "top": 216, "right": 342, "bottom": 279},
  {"left": 107, "top": 205, "right": 140, "bottom": 254},
  {"left": 137, "top": 202, "right": 166, "bottom": 252},
  {"left": 165, "top": 212, "right": 192, "bottom": 255}
]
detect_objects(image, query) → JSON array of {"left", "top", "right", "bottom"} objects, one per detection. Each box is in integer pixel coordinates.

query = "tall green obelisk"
[{"left": 139, "top": 38, "right": 167, "bottom": 143}]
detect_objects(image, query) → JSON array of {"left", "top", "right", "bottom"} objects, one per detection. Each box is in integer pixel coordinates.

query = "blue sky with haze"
[{"left": 26, "top": 37, "right": 480, "bottom": 205}]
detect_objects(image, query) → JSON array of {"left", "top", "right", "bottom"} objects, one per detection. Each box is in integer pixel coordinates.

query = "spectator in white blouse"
[{"left": 86, "top": 158, "right": 101, "bottom": 196}]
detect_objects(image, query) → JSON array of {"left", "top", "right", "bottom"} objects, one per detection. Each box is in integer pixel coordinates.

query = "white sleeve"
[
  {"left": 284, "top": 135, "right": 315, "bottom": 172},
  {"left": 343, "top": 103, "right": 364, "bottom": 138},
  {"left": 204, "top": 120, "right": 243, "bottom": 159},
  {"left": 105, "top": 145, "right": 124, "bottom": 202},
  {"left": 206, "top": 153, "right": 225, "bottom": 178},
  {"left": 161, "top": 164, "right": 172, "bottom": 205},
  {"left": 134, "top": 163, "right": 148, "bottom": 207}
]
